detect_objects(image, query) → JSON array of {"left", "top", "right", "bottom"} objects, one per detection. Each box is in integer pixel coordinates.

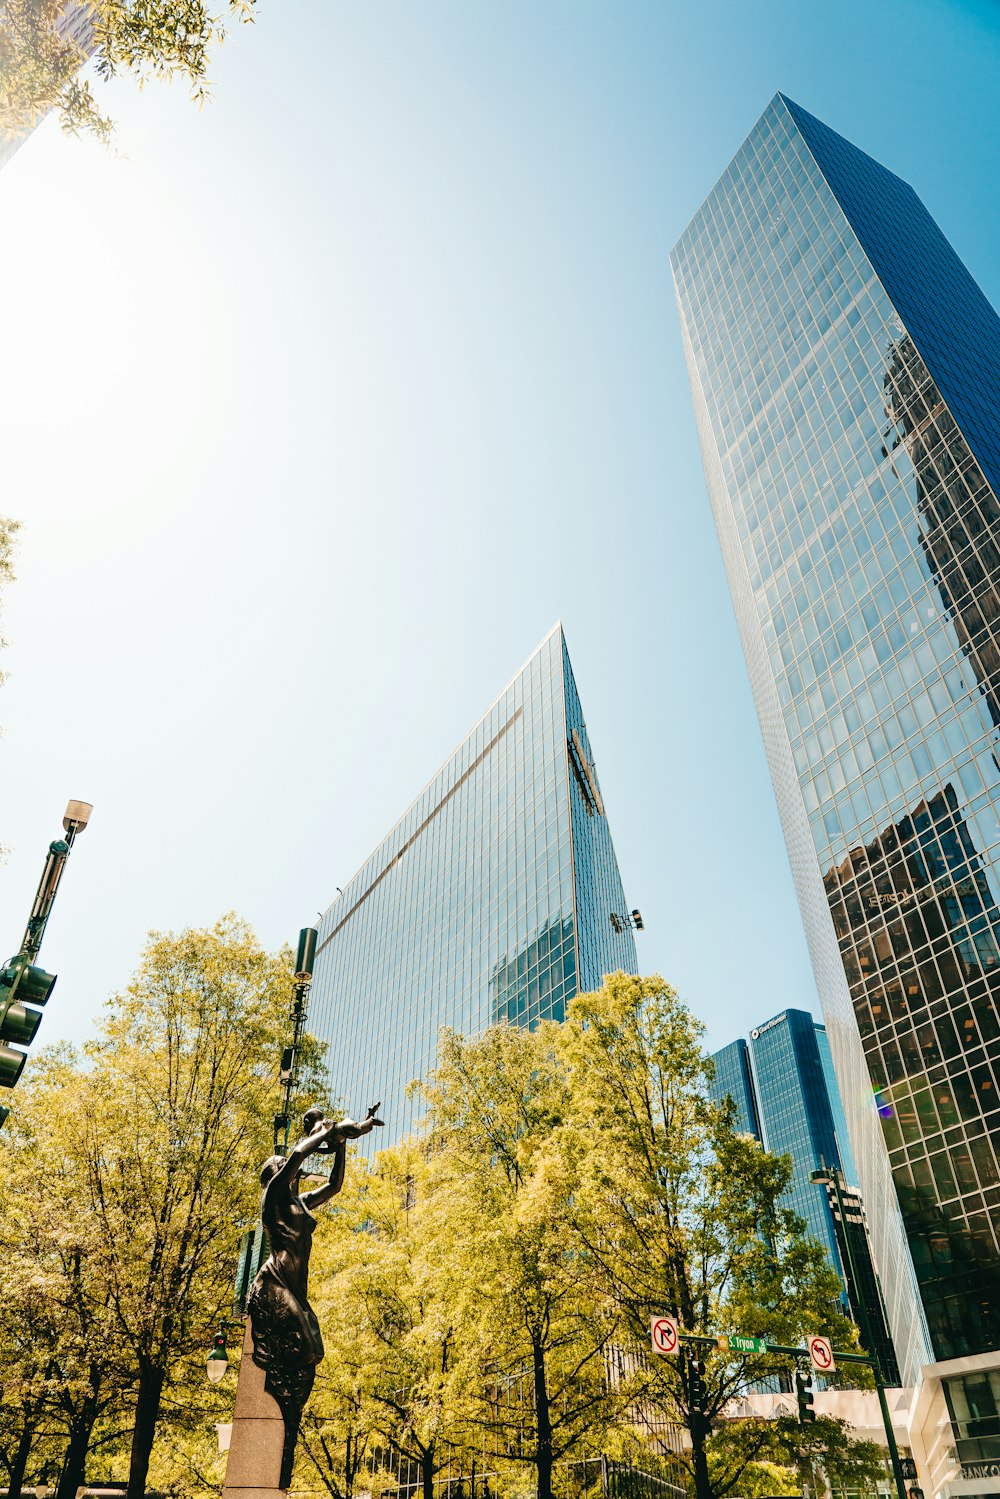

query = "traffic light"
[
  {"left": 0, "top": 954, "right": 56, "bottom": 1088},
  {"left": 688, "top": 1355, "right": 708, "bottom": 1415},
  {"left": 795, "top": 1368, "right": 816, "bottom": 1424}
]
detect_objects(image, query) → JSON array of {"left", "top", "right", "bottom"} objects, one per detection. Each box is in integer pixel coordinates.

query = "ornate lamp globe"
[{"left": 206, "top": 1333, "right": 229, "bottom": 1384}]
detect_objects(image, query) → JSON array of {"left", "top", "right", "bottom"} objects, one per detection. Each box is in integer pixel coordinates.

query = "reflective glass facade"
[
  {"left": 309, "top": 625, "right": 637, "bottom": 1145},
  {"left": 708, "top": 1038, "right": 761, "bottom": 1139},
  {"left": 817, "top": 1020, "right": 860, "bottom": 1186},
  {"left": 750, "top": 1009, "right": 845, "bottom": 1277},
  {"left": 673, "top": 94, "right": 1000, "bottom": 1377}
]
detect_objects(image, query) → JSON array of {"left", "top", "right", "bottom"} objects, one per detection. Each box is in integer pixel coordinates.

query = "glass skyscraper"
[
  {"left": 309, "top": 624, "right": 638, "bottom": 1145},
  {"left": 674, "top": 94, "right": 1000, "bottom": 1484},
  {"left": 750, "top": 1010, "right": 845, "bottom": 1271}
]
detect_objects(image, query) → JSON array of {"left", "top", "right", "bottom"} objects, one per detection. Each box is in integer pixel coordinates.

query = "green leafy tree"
[
  {"left": 708, "top": 1416, "right": 888, "bottom": 1499},
  {"left": 0, "top": 1047, "right": 132, "bottom": 1499},
  {"left": 553, "top": 973, "right": 861, "bottom": 1499},
  {"left": 420, "top": 1026, "right": 635, "bottom": 1499},
  {"left": 0, "top": 0, "right": 255, "bottom": 148},
  {"left": 306, "top": 1141, "right": 463, "bottom": 1499},
  {"left": 68, "top": 915, "right": 311, "bottom": 1498}
]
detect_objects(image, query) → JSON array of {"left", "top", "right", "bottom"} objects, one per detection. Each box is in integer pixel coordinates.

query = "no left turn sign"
[
  {"left": 651, "top": 1315, "right": 679, "bottom": 1356},
  {"left": 807, "top": 1334, "right": 836, "bottom": 1373}
]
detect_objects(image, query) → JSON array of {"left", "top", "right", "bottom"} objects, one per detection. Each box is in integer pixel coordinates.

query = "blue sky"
[{"left": 2, "top": 0, "right": 999, "bottom": 1057}]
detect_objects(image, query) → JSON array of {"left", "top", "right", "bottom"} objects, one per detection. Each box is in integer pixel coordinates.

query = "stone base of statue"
[{"left": 221, "top": 1322, "right": 288, "bottom": 1498}]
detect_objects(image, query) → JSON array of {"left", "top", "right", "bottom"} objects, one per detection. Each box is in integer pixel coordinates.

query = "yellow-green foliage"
[{"left": 0, "top": 0, "right": 256, "bottom": 146}]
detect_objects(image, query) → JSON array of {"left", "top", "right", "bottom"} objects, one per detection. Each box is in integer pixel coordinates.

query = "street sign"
[
  {"left": 807, "top": 1334, "right": 836, "bottom": 1373},
  {"left": 650, "top": 1314, "right": 679, "bottom": 1356},
  {"left": 717, "top": 1333, "right": 768, "bottom": 1354}
]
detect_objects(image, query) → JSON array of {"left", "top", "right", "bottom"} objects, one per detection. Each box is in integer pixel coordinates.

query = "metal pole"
[
  {"left": 827, "top": 1168, "right": 908, "bottom": 1499},
  {"left": 274, "top": 927, "right": 318, "bottom": 1156},
  {"left": 19, "top": 805, "right": 90, "bottom": 962}
]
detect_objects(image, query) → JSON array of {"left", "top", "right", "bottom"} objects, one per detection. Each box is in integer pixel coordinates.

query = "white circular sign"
[
  {"left": 651, "top": 1314, "right": 679, "bottom": 1356},
  {"left": 807, "top": 1334, "right": 835, "bottom": 1373}
]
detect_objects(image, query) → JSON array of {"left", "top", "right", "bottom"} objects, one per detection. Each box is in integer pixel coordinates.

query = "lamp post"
[
  {"left": 272, "top": 927, "right": 318, "bottom": 1156},
  {"left": 0, "top": 799, "right": 92, "bottom": 1119},
  {"left": 810, "top": 1166, "right": 908, "bottom": 1499}
]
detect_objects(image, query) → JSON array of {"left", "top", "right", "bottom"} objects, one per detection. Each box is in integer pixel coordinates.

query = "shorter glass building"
[
  {"left": 750, "top": 1009, "right": 849, "bottom": 1269},
  {"left": 712, "top": 1008, "right": 899, "bottom": 1383},
  {"left": 309, "top": 625, "right": 638, "bottom": 1144}
]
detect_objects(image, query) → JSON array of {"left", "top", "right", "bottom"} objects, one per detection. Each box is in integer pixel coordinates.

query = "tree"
[
  {"left": 0, "top": 1046, "right": 131, "bottom": 1499},
  {"left": 708, "top": 1415, "right": 889, "bottom": 1498},
  {"left": 307, "top": 1141, "right": 464, "bottom": 1499},
  {"left": 68, "top": 915, "right": 310, "bottom": 1498},
  {"left": 419, "top": 1025, "right": 636, "bottom": 1499},
  {"left": 0, "top": 0, "right": 256, "bottom": 148},
  {"left": 553, "top": 973, "right": 862, "bottom": 1499}
]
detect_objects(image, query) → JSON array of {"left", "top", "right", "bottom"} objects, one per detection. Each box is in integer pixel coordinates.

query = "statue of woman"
[{"left": 248, "top": 1102, "right": 383, "bottom": 1488}]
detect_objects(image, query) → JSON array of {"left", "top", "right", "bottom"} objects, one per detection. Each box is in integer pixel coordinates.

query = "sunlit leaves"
[{"left": 0, "top": 0, "right": 257, "bottom": 145}]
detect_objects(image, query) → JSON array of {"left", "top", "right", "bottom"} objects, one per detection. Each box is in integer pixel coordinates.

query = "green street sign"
[{"left": 717, "top": 1334, "right": 768, "bottom": 1354}]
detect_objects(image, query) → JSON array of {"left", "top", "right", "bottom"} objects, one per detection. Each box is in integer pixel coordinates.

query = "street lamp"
[
  {"left": 0, "top": 799, "right": 93, "bottom": 1115},
  {"left": 206, "top": 1320, "right": 243, "bottom": 1384},
  {"left": 207, "top": 1332, "right": 230, "bottom": 1384},
  {"left": 272, "top": 926, "right": 318, "bottom": 1156}
]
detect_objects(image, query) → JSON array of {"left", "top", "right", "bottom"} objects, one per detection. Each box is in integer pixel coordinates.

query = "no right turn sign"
[{"left": 650, "top": 1315, "right": 679, "bottom": 1356}]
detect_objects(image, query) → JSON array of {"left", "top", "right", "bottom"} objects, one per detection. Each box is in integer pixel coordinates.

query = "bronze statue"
[{"left": 248, "top": 1103, "right": 383, "bottom": 1488}]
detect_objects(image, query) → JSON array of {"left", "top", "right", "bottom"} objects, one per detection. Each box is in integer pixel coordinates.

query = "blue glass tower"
[
  {"left": 309, "top": 625, "right": 638, "bottom": 1145},
  {"left": 708, "top": 1038, "right": 761, "bottom": 1139},
  {"left": 674, "top": 93, "right": 1000, "bottom": 1471},
  {"left": 711, "top": 1010, "right": 899, "bottom": 1384},
  {"left": 749, "top": 1010, "right": 849, "bottom": 1272}
]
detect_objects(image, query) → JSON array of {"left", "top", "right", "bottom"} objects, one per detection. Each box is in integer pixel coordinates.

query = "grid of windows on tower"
[
  {"left": 308, "top": 627, "right": 637, "bottom": 1148},
  {"left": 673, "top": 94, "right": 1000, "bottom": 1362}
]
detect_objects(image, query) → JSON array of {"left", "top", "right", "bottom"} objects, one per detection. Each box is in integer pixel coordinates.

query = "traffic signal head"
[
  {"left": 795, "top": 1368, "right": 816, "bottom": 1423},
  {"left": 0, "top": 956, "right": 56, "bottom": 1088},
  {"left": 689, "top": 1356, "right": 708, "bottom": 1415}
]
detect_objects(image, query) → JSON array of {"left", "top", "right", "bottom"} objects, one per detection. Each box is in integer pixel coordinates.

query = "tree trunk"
[
  {"left": 57, "top": 1400, "right": 99, "bottom": 1499},
  {"left": 6, "top": 1416, "right": 36, "bottom": 1499},
  {"left": 532, "top": 1335, "right": 553, "bottom": 1499},
  {"left": 421, "top": 1450, "right": 436, "bottom": 1499},
  {"left": 126, "top": 1364, "right": 165, "bottom": 1499}
]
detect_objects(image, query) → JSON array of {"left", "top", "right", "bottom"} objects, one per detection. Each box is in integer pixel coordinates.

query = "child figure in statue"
[{"left": 248, "top": 1102, "right": 383, "bottom": 1488}]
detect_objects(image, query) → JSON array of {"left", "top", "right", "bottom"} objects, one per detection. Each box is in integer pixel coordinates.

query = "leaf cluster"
[
  {"left": 291, "top": 973, "right": 883, "bottom": 1499},
  {"left": 0, "top": 914, "right": 320, "bottom": 1495},
  {"left": 0, "top": 0, "right": 256, "bottom": 146}
]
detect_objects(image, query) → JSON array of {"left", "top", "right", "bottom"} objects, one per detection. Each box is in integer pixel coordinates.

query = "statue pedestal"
[{"left": 222, "top": 1322, "right": 287, "bottom": 1498}]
